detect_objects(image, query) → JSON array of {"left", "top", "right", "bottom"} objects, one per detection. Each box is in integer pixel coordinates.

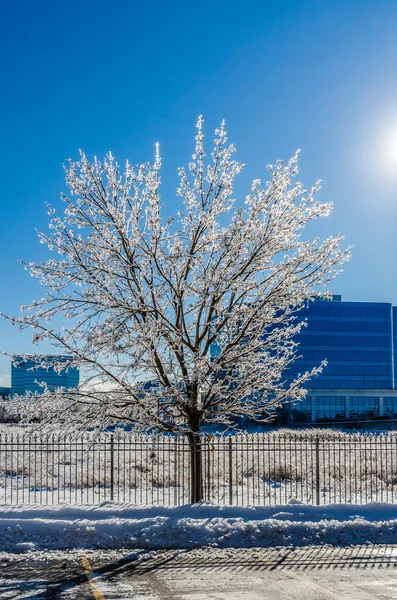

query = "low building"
[
  {"left": 11, "top": 355, "right": 79, "bottom": 395},
  {"left": 0, "top": 387, "right": 11, "bottom": 399}
]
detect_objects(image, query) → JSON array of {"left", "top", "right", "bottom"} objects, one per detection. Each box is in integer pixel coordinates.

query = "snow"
[
  {"left": 1, "top": 501, "right": 397, "bottom": 554},
  {"left": 2, "top": 429, "right": 397, "bottom": 507}
]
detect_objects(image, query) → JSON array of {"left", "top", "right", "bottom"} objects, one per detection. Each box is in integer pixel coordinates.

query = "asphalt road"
[{"left": 2, "top": 545, "right": 397, "bottom": 599}]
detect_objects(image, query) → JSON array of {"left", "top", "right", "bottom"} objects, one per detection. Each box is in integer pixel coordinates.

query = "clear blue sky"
[{"left": 1, "top": 0, "right": 397, "bottom": 385}]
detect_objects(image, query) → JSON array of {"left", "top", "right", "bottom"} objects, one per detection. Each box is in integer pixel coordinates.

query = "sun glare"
[
  {"left": 379, "top": 122, "right": 397, "bottom": 174},
  {"left": 385, "top": 134, "right": 397, "bottom": 163}
]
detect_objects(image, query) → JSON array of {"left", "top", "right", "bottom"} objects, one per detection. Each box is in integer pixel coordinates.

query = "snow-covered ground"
[
  {"left": 2, "top": 429, "right": 397, "bottom": 506},
  {"left": 1, "top": 501, "right": 397, "bottom": 554}
]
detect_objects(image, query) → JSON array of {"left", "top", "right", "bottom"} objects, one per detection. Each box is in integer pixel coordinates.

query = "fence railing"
[{"left": 1, "top": 430, "right": 397, "bottom": 506}]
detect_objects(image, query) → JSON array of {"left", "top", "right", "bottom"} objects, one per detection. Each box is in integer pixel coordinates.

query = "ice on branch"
[{"left": 1, "top": 117, "right": 350, "bottom": 502}]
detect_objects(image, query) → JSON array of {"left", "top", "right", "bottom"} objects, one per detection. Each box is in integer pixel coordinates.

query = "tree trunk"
[
  {"left": 188, "top": 431, "right": 203, "bottom": 503},
  {"left": 187, "top": 410, "right": 203, "bottom": 503}
]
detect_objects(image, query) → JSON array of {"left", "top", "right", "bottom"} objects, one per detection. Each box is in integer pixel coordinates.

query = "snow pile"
[{"left": 1, "top": 501, "right": 397, "bottom": 554}]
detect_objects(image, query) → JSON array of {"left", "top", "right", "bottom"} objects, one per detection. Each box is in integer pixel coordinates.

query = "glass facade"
[
  {"left": 349, "top": 396, "right": 379, "bottom": 419},
  {"left": 11, "top": 356, "right": 79, "bottom": 395},
  {"left": 393, "top": 307, "right": 397, "bottom": 389},
  {"left": 383, "top": 397, "right": 397, "bottom": 417},
  {"left": 283, "top": 394, "right": 397, "bottom": 425},
  {"left": 286, "top": 299, "right": 395, "bottom": 390},
  {"left": 290, "top": 396, "right": 312, "bottom": 422},
  {"left": 315, "top": 396, "right": 345, "bottom": 421}
]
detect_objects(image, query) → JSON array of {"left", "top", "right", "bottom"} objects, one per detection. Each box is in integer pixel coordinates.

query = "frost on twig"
[{"left": 2, "top": 117, "right": 350, "bottom": 437}]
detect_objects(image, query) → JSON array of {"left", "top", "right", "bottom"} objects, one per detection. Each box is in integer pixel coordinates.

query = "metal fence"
[{"left": 1, "top": 430, "right": 397, "bottom": 506}]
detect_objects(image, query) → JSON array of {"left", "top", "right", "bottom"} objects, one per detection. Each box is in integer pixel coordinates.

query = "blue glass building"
[
  {"left": 0, "top": 387, "right": 11, "bottom": 399},
  {"left": 285, "top": 297, "right": 397, "bottom": 424},
  {"left": 11, "top": 356, "right": 79, "bottom": 395}
]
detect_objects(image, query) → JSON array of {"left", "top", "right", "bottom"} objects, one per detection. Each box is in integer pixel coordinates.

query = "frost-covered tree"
[{"left": 2, "top": 117, "right": 350, "bottom": 501}]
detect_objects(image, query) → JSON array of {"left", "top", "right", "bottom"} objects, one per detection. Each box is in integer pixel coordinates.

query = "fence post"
[
  {"left": 174, "top": 437, "right": 178, "bottom": 506},
  {"left": 228, "top": 436, "right": 233, "bottom": 505},
  {"left": 315, "top": 435, "right": 320, "bottom": 506},
  {"left": 207, "top": 438, "right": 211, "bottom": 501},
  {"left": 110, "top": 434, "right": 114, "bottom": 501}
]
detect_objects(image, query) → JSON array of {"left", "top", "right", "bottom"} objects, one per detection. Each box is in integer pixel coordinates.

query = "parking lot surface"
[{"left": 2, "top": 545, "right": 397, "bottom": 599}]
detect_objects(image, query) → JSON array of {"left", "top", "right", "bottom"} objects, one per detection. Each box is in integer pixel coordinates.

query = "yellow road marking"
[{"left": 81, "top": 556, "right": 106, "bottom": 600}]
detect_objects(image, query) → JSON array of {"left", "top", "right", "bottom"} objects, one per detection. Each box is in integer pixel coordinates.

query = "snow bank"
[{"left": 1, "top": 501, "right": 397, "bottom": 554}]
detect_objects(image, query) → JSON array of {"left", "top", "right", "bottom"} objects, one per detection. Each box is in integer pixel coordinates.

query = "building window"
[
  {"left": 315, "top": 396, "right": 345, "bottom": 421},
  {"left": 349, "top": 396, "right": 379, "bottom": 419},
  {"left": 290, "top": 396, "right": 312, "bottom": 422},
  {"left": 383, "top": 398, "right": 397, "bottom": 417}
]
